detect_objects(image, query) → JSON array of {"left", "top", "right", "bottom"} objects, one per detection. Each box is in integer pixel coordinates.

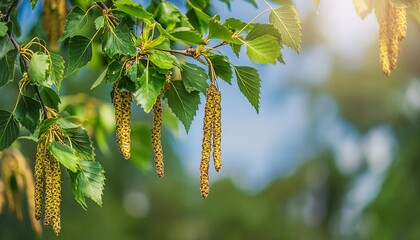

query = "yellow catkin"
[
  {"left": 113, "top": 82, "right": 132, "bottom": 160},
  {"left": 43, "top": 153, "right": 61, "bottom": 235},
  {"left": 212, "top": 87, "right": 222, "bottom": 172},
  {"left": 396, "top": 7, "right": 407, "bottom": 41},
  {"left": 0, "top": 180, "right": 4, "bottom": 214},
  {"left": 379, "top": 8, "right": 391, "bottom": 76},
  {"left": 42, "top": 0, "right": 67, "bottom": 50},
  {"left": 388, "top": 6, "right": 400, "bottom": 71},
  {"left": 200, "top": 85, "right": 216, "bottom": 198},
  {"left": 34, "top": 135, "right": 47, "bottom": 220},
  {"left": 152, "top": 96, "right": 164, "bottom": 177}
]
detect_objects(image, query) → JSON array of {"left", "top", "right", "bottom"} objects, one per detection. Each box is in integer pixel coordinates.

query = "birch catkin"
[
  {"left": 34, "top": 136, "right": 47, "bottom": 221},
  {"left": 379, "top": 8, "right": 391, "bottom": 76},
  {"left": 200, "top": 85, "right": 216, "bottom": 198},
  {"left": 388, "top": 6, "right": 400, "bottom": 70},
  {"left": 152, "top": 96, "right": 164, "bottom": 177},
  {"left": 113, "top": 82, "right": 132, "bottom": 160},
  {"left": 212, "top": 88, "right": 222, "bottom": 172}
]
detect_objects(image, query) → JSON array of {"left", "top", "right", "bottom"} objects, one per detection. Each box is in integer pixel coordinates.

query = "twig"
[{"left": 97, "top": 2, "right": 119, "bottom": 26}]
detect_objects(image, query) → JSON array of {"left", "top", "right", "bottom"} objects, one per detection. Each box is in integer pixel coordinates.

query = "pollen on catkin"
[
  {"left": 396, "top": 7, "right": 407, "bottom": 41},
  {"left": 212, "top": 87, "right": 222, "bottom": 172},
  {"left": 113, "top": 81, "right": 132, "bottom": 160},
  {"left": 152, "top": 96, "right": 164, "bottom": 177},
  {"left": 379, "top": 9, "right": 391, "bottom": 76},
  {"left": 34, "top": 135, "right": 47, "bottom": 221},
  {"left": 200, "top": 85, "right": 216, "bottom": 198},
  {"left": 388, "top": 6, "right": 400, "bottom": 70}
]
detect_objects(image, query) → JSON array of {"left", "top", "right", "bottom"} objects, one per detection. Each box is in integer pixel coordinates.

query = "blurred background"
[{"left": 2, "top": 0, "right": 420, "bottom": 239}]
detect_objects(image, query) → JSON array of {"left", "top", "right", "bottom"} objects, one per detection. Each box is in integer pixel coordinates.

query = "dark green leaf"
[
  {"left": 49, "top": 141, "right": 81, "bottom": 173},
  {"left": 0, "top": 48, "right": 18, "bottom": 89},
  {"left": 30, "top": 0, "right": 38, "bottom": 8},
  {"left": 230, "top": 43, "right": 242, "bottom": 58},
  {"left": 208, "top": 55, "right": 233, "bottom": 84},
  {"left": 133, "top": 69, "right": 165, "bottom": 113},
  {"left": 114, "top": 0, "right": 153, "bottom": 20},
  {"left": 269, "top": 5, "right": 302, "bottom": 53},
  {"left": 28, "top": 52, "right": 51, "bottom": 86},
  {"left": 91, "top": 67, "right": 107, "bottom": 90},
  {"left": 69, "top": 160, "right": 106, "bottom": 208},
  {"left": 15, "top": 95, "right": 41, "bottom": 133},
  {"left": 102, "top": 24, "right": 136, "bottom": 58},
  {"left": 149, "top": 50, "right": 176, "bottom": 70},
  {"left": 59, "top": 6, "right": 89, "bottom": 41},
  {"left": 41, "top": 87, "right": 61, "bottom": 111},
  {"left": 66, "top": 36, "right": 92, "bottom": 76},
  {"left": 106, "top": 61, "right": 124, "bottom": 84},
  {"left": 0, "top": 22, "right": 7, "bottom": 37},
  {"left": 180, "top": 62, "right": 208, "bottom": 93},
  {"left": 0, "top": 110, "right": 19, "bottom": 151},
  {"left": 49, "top": 52, "right": 65, "bottom": 91},
  {"left": 63, "top": 127, "right": 95, "bottom": 161},
  {"left": 186, "top": 5, "right": 211, "bottom": 34},
  {"left": 166, "top": 81, "right": 200, "bottom": 132},
  {"left": 233, "top": 66, "right": 261, "bottom": 113},
  {"left": 208, "top": 16, "right": 233, "bottom": 41},
  {"left": 245, "top": 35, "right": 280, "bottom": 64}
]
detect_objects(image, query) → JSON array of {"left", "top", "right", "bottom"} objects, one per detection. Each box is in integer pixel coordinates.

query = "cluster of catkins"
[
  {"left": 34, "top": 122, "right": 62, "bottom": 235},
  {"left": 379, "top": 3, "right": 407, "bottom": 76},
  {"left": 112, "top": 79, "right": 223, "bottom": 198}
]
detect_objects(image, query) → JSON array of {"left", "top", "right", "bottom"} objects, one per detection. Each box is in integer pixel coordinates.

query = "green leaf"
[
  {"left": 269, "top": 5, "right": 302, "bottom": 53},
  {"left": 149, "top": 50, "right": 176, "bottom": 70},
  {"left": 230, "top": 43, "right": 242, "bottom": 58},
  {"left": 28, "top": 52, "right": 51, "bottom": 86},
  {"left": 186, "top": 6, "right": 211, "bottom": 34},
  {"left": 49, "top": 52, "right": 65, "bottom": 91},
  {"left": 59, "top": 6, "right": 89, "bottom": 41},
  {"left": 224, "top": 18, "right": 248, "bottom": 31},
  {"left": 106, "top": 61, "right": 124, "bottom": 84},
  {"left": 233, "top": 66, "right": 261, "bottom": 113},
  {"left": 208, "top": 55, "right": 233, "bottom": 84},
  {"left": 154, "top": 2, "right": 182, "bottom": 29},
  {"left": 166, "top": 81, "right": 200, "bottom": 132},
  {"left": 49, "top": 141, "right": 81, "bottom": 173},
  {"left": 41, "top": 87, "right": 61, "bottom": 111},
  {"left": 167, "top": 27, "right": 206, "bottom": 45},
  {"left": 63, "top": 127, "right": 95, "bottom": 161},
  {"left": 69, "top": 160, "right": 106, "bottom": 208},
  {"left": 15, "top": 95, "right": 41, "bottom": 133},
  {"left": 353, "top": 0, "right": 374, "bottom": 19},
  {"left": 245, "top": 35, "right": 280, "bottom": 64},
  {"left": 66, "top": 36, "right": 92, "bottom": 76},
  {"left": 114, "top": 0, "right": 153, "bottom": 20},
  {"left": 0, "top": 110, "right": 19, "bottom": 151},
  {"left": 94, "top": 16, "right": 105, "bottom": 30},
  {"left": 90, "top": 67, "right": 107, "bottom": 90},
  {"left": 133, "top": 69, "right": 165, "bottom": 113},
  {"left": 0, "top": 49, "right": 18, "bottom": 89},
  {"left": 180, "top": 62, "right": 208, "bottom": 93},
  {"left": 208, "top": 16, "right": 233, "bottom": 41},
  {"left": 246, "top": 23, "right": 282, "bottom": 43},
  {"left": 0, "top": 22, "right": 7, "bottom": 37},
  {"left": 244, "top": 0, "right": 258, "bottom": 7},
  {"left": 102, "top": 24, "right": 136, "bottom": 58}
]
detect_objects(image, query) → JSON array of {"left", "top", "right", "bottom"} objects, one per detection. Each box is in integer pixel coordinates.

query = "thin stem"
[
  {"left": 155, "top": 48, "right": 196, "bottom": 58},
  {"left": 97, "top": 2, "right": 119, "bottom": 26}
]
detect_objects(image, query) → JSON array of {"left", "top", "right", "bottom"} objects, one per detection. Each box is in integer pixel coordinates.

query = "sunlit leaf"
[
  {"left": 133, "top": 69, "right": 166, "bottom": 113},
  {"left": 49, "top": 141, "right": 81, "bottom": 173},
  {"left": 114, "top": 0, "right": 153, "bottom": 20},
  {"left": 28, "top": 52, "right": 51, "bottom": 86},
  {"left": 233, "top": 65, "right": 261, "bottom": 113},
  {"left": 269, "top": 5, "right": 302, "bottom": 53},
  {"left": 102, "top": 23, "right": 136, "bottom": 58},
  {"left": 49, "top": 52, "right": 65, "bottom": 91},
  {"left": 245, "top": 35, "right": 280, "bottom": 64},
  {"left": 180, "top": 62, "right": 209, "bottom": 93}
]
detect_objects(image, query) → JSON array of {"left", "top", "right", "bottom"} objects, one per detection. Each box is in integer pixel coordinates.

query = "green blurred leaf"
[
  {"left": 59, "top": 6, "right": 88, "bottom": 41},
  {"left": 63, "top": 127, "right": 95, "bottom": 161},
  {"left": 245, "top": 35, "right": 280, "bottom": 64},
  {"left": 49, "top": 141, "right": 81, "bottom": 173},
  {"left": 269, "top": 5, "right": 302, "bottom": 53},
  {"left": 102, "top": 24, "right": 136, "bottom": 58},
  {"left": 0, "top": 49, "right": 18, "bottom": 89},
  {"left": 114, "top": 0, "right": 153, "bottom": 20},
  {"left": 208, "top": 55, "right": 232, "bottom": 84},
  {"left": 15, "top": 95, "right": 41, "bottom": 133},
  {"left": 0, "top": 22, "right": 7, "bottom": 37},
  {"left": 180, "top": 62, "right": 208, "bottom": 93},
  {"left": 91, "top": 67, "right": 107, "bottom": 90},
  {"left": 233, "top": 65, "right": 261, "bottom": 113},
  {"left": 166, "top": 81, "right": 200, "bottom": 132},
  {"left": 133, "top": 69, "right": 165, "bottom": 113},
  {"left": 49, "top": 52, "right": 65, "bottom": 91},
  {"left": 130, "top": 123, "right": 153, "bottom": 171},
  {"left": 28, "top": 52, "right": 51, "bottom": 86},
  {"left": 0, "top": 110, "right": 19, "bottom": 151},
  {"left": 208, "top": 16, "right": 233, "bottom": 41},
  {"left": 244, "top": 0, "right": 258, "bottom": 7},
  {"left": 69, "top": 160, "right": 105, "bottom": 209},
  {"left": 41, "top": 87, "right": 61, "bottom": 111},
  {"left": 66, "top": 36, "right": 92, "bottom": 76}
]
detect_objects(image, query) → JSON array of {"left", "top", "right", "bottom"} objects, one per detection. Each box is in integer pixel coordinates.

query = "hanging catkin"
[
  {"left": 200, "top": 85, "right": 216, "bottom": 198},
  {"left": 379, "top": 6, "right": 391, "bottom": 76},
  {"left": 152, "top": 95, "right": 164, "bottom": 177},
  {"left": 388, "top": 6, "right": 400, "bottom": 70},
  {"left": 113, "top": 81, "right": 132, "bottom": 160},
  {"left": 34, "top": 135, "right": 47, "bottom": 221},
  {"left": 212, "top": 87, "right": 222, "bottom": 172}
]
